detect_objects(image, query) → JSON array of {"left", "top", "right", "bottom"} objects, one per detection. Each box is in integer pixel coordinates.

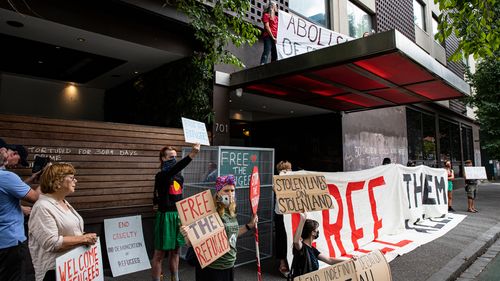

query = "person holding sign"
[
  {"left": 289, "top": 213, "right": 347, "bottom": 279},
  {"left": 445, "top": 161, "right": 455, "bottom": 212},
  {"left": 464, "top": 160, "right": 479, "bottom": 213},
  {"left": 152, "top": 143, "right": 200, "bottom": 281},
  {"left": 260, "top": 1, "right": 278, "bottom": 64},
  {"left": 28, "top": 163, "right": 97, "bottom": 281},
  {"left": 181, "top": 175, "right": 257, "bottom": 281}
]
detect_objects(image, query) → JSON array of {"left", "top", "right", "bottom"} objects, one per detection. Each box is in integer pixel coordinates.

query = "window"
[
  {"left": 439, "top": 119, "right": 462, "bottom": 175},
  {"left": 289, "top": 0, "right": 328, "bottom": 27},
  {"left": 431, "top": 16, "right": 439, "bottom": 41},
  {"left": 406, "top": 108, "right": 437, "bottom": 167},
  {"left": 413, "top": 0, "right": 426, "bottom": 31},
  {"left": 461, "top": 125, "right": 474, "bottom": 162},
  {"left": 347, "top": 1, "right": 373, "bottom": 38}
]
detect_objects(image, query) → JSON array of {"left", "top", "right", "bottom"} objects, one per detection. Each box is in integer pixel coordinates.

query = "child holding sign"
[
  {"left": 181, "top": 175, "right": 257, "bottom": 281},
  {"left": 289, "top": 213, "right": 347, "bottom": 279}
]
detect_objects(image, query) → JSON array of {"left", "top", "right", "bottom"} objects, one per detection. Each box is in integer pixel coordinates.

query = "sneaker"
[{"left": 448, "top": 207, "right": 455, "bottom": 212}]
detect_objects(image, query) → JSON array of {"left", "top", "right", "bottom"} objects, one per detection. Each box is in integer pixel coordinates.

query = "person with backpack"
[
  {"left": 289, "top": 213, "right": 348, "bottom": 279},
  {"left": 151, "top": 143, "right": 200, "bottom": 281}
]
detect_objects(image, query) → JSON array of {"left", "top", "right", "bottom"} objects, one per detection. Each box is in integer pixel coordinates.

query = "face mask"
[
  {"left": 162, "top": 158, "right": 176, "bottom": 171},
  {"left": 217, "top": 193, "right": 235, "bottom": 207}
]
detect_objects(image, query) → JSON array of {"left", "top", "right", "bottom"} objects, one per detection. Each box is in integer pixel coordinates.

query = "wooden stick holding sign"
[
  {"left": 273, "top": 174, "right": 333, "bottom": 214},
  {"left": 293, "top": 250, "right": 392, "bottom": 281},
  {"left": 249, "top": 166, "right": 262, "bottom": 281},
  {"left": 176, "top": 190, "right": 230, "bottom": 268}
]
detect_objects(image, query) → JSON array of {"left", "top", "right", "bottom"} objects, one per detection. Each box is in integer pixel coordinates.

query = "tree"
[
  {"left": 466, "top": 54, "right": 500, "bottom": 159},
  {"left": 174, "top": 0, "right": 261, "bottom": 79},
  {"left": 434, "top": 0, "right": 500, "bottom": 60}
]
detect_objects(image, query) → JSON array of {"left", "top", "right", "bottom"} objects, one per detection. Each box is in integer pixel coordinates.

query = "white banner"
[
  {"left": 283, "top": 164, "right": 466, "bottom": 266},
  {"left": 56, "top": 238, "right": 104, "bottom": 281},
  {"left": 276, "top": 11, "right": 353, "bottom": 60},
  {"left": 104, "top": 215, "right": 151, "bottom": 277}
]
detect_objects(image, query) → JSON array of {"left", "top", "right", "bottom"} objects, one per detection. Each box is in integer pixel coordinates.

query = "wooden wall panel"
[{"left": 0, "top": 114, "right": 191, "bottom": 224}]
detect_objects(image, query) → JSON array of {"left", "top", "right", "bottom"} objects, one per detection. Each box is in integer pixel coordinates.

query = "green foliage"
[
  {"left": 175, "top": 0, "right": 260, "bottom": 80},
  {"left": 434, "top": 0, "right": 500, "bottom": 60},
  {"left": 465, "top": 54, "right": 500, "bottom": 159}
]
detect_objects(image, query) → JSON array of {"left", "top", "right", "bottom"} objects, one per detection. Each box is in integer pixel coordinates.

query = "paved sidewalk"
[{"left": 105, "top": 182, "right": 500, "bottom": 281}]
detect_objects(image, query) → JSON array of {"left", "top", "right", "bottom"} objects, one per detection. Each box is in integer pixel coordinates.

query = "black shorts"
[{"left": 0, "top": 241, "right": 28, "bottom": 281}]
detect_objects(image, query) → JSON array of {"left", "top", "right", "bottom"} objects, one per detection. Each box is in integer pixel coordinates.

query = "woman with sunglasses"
[
  {"left": 182, "top": 175, "right": 257, "bottom": 281},
  {"left": 28, "top": 163, "right": 97, "bottom": 281},
  {"left": 289, "top": 212, "right": 346, "bottom": 279}
]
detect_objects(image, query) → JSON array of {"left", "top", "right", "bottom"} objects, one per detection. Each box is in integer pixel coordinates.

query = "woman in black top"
[
  {"left": 151, "top": 143, "right": 200, "bottom": 281},
  {"left": 290, "top": 213, "right": 346, "bottom": 278}
]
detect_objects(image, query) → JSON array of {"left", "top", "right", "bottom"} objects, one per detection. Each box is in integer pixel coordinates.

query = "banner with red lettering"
[
  {"left": 56, "top": 238, "right": 104, "bottom": 281},
  {"left": 276, "top": 11, "right": 353, "bottom": 60},
  {"left": 283, "top": 164, "right": 466, "bottom": 266},
  {"left": 104, "top": 215, "right": 151, "bottom": 277},
  {"left": 176, "top": 190, "right": 230, "bottom": 268}
]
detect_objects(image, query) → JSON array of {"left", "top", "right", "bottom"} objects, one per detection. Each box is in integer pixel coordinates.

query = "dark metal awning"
[{"left": 229, "top": 30, "right": 470, "bottom": 112}]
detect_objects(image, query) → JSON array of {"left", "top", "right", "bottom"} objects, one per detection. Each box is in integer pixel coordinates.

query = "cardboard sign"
[
  {"left": 464, "top": 166, "right": 487, "bottom": 180},
  {"left": 104, "top": 215, "right": 151, "bottom": 277},
  {"left": 294, "top": 250, "right": 391, "bottom": 281},
  {"left": 176, "top": 190, "right": 230, "bottom": 268},
  {"left": 249, "top": 166, "right": 260, "bottom": 215},
  {"left": 181, "top": 117, "right": 210, "bottom": 146},
  {"left": 56, "top": 238, "right": 104, "bottom": 281},
  {"left": 273, "top": 174, "right": 333, "bottom": 214}
]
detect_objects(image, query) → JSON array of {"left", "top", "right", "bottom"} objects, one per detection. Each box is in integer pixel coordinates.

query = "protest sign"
[
  {"left": 464, "top": 166, "right": 487, "bottom": 180},
  {"left": 181, "top": 117, "right": 210, "bottom": 146},
  {"left": 104, "top": 215, "right": 151, "bottom": 277},
  {"left": 282, "top": 165, "right": 465, "bottom": 267},
  {"left": 276, "top": 11, "right": 353, "bottom": 60},
  {"left": 250, "top": 166, "right": 261, "bottom": 215},
  {"left": 293, "top": 250, "right": 391, "bottom": 281},
  {"left": 249, "top": 166, "right": 262, "bottom": 281},
  {"left": 176, "top": 190, "right": 230, "bottom": 268},
  {"left": 56, "top": 238, "right": 104, "bottom": 281},
  {"left": 273, "top": 174, "right": 333, "bottom": 214}
]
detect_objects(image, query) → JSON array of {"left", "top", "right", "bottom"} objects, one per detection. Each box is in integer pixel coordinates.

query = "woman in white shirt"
[{"left": 28, "top": 163, "right": 97, "bottom": 281}]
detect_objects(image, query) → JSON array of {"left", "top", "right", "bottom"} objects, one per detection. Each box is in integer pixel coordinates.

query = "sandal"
[{"left": 467, "top": 209, "right": 477, "bottom": 213}]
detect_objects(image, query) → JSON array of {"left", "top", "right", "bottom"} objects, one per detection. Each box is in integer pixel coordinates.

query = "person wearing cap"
[
  {"left": 181, "top": 175, "right": 258, "bottom": 281},
  {"left": 0, "top": 138, "right": 40, "bottom": 281}
]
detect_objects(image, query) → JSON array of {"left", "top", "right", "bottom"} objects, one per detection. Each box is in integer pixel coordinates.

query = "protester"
[
  {"left": 289, "top": 213, "right": 347, "bottom": 279},
  {"left": 152, "top": 143, "right": 200, "bottom": 281},
  {"left": 407, "top": 160, "right": 416, "bottom": 167},
  {"left": 182, "top": 175, "right": 257, "bottom": 281},
  {"left": 28, "top": 163, "right": 97, "bottom": 281},
  {"left": 275, "top": 160, "right": 292, "bottom": 276},
  {"left": 464, "top": 160, "right": 479, "bottom": 213},
  {"left": 0, "top": 138, "right": 40, "bottom": 281},
  {"left": 445, "top": 160, "right": 455, "bottom": 212},
  {"left": 260, "top": 1, "right": 278, "bottom": 65},
  {"left": 203, "top": 161, "right": 218, "bottom": 183}
]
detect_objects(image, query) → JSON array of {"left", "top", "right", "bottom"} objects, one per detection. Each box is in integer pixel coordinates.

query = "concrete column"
[{"left": 212, "top": 74, "right": 231, "bottom": 145}]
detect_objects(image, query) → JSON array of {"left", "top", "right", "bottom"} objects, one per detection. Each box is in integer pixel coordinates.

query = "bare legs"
[{"left": 152, "top": 249, "right": 180, "bottom": 281}]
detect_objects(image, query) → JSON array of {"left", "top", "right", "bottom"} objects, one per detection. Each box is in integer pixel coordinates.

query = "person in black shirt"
[
  {"left": 289, "top": 213, "right": 347, "bottom": 279},
  {"left": 151, "top": 143, "right": 200, "bottom": 281}
]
